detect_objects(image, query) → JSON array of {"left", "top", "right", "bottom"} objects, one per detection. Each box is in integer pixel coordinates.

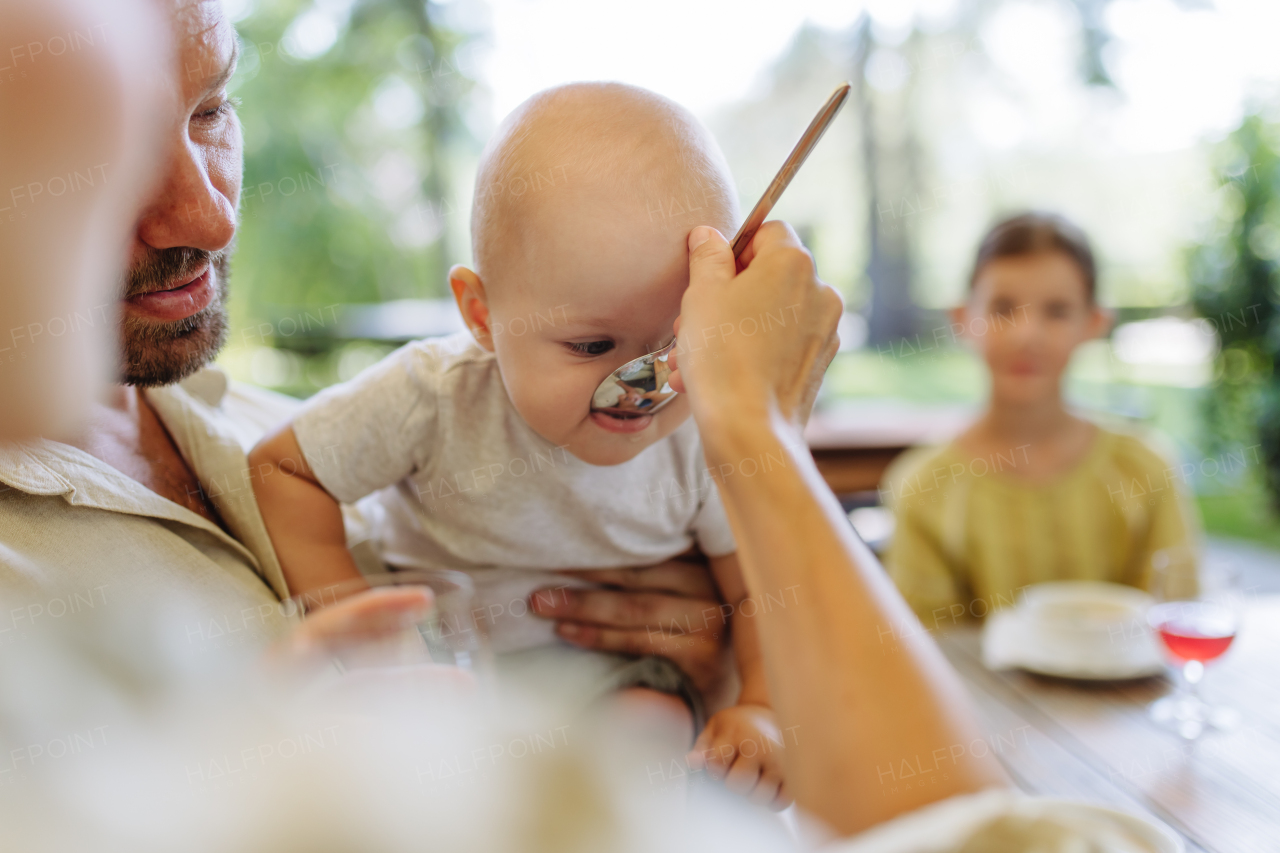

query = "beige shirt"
[{"left": 0, "top": 367, "right": 300, "bottom": 653}]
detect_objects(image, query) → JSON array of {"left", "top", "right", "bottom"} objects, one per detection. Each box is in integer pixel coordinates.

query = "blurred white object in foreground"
[{"left": 0, "top": 591, "right": 793, "bottom": 853}]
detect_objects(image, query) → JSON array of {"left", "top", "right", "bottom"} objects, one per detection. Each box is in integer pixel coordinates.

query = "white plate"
[
  {"left": 826, "top": 791, "right": 1184, "bottom": 853},
  {"left": 1034, "top": 800, "right": 1184, "bottom": 853},
  {"left": 983, "top": 582, "right": 1166, "bottom": 680}
]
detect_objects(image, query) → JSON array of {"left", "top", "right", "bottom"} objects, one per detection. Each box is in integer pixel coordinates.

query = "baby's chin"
[
  {"left": 562, "top": 406, "right": 692, "bottom": 466},
  {"left": 570, "top": 441, "right": 655, "bottom": 467}
]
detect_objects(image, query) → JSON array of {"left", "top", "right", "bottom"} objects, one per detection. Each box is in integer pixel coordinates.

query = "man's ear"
[
  {"left": 1087, "top": 304, "right": 1114, "bottom": 340},
  {"left": 449, "top": 265, "right": 495, "bottom": 352}
]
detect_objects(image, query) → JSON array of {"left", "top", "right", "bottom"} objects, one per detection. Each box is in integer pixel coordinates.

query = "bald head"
[{"left": 471, "top": 83, "right": 738, "bottom": 283}]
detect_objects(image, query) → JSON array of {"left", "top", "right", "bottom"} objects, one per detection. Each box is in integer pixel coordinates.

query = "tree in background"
[
  {"left": 1189, "top": 115, "right": 1280, "bottom": 508},
  {"left": 225, "top": 0, "right": 475, "bottom": 392},
  {"left": 852, "top": 16, "right": 921, "bottom": 348}
]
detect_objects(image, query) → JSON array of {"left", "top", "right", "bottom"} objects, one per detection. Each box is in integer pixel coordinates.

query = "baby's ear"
[{"left": 449, "top": 265, "right": 495, "bottom": 351}]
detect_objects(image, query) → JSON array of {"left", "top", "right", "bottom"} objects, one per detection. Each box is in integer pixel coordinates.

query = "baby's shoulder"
[
  {"left": 389, "top": 332, "right": 503, "bottom": 398},
  {"left": 400, "top": 331, "right": 493, "bottom": 374}
]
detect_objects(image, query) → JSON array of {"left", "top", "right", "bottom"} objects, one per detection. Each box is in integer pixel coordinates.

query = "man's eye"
[
  {"left": 194, "top": 97, "right": 239, "bottom": 121},
  {"left": 566, "top": 340, "right": 614, "bottom": 356}
]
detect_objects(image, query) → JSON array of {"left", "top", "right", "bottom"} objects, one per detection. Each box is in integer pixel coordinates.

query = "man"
[
  {"left": 0, "top": 0, "right": 731, "bottom": 701},
  {"left": 0, "top": 0, "right": 166, "bottom": 441}
]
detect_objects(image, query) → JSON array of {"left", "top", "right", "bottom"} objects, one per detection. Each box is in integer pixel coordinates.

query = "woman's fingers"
[
  {"left": 687, "top": 225, "right": 735, "bottom": 284},
  {"left": 676, "top": 217, "right": 842, "bottom": 426},
  {"left": 738, "top": 219, "right": 801, "bottom": 267}
]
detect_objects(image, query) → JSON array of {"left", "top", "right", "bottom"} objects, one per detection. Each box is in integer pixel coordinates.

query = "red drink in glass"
[
  {"left": 1148, "top": 602, "right": 1237, "bottom": 664},
  {"left": 1155, "top": 624, "right": 1236, "bottom": 662},
  {"left": 1145, "top": 554, "right": 1242, "bottom": 739}
]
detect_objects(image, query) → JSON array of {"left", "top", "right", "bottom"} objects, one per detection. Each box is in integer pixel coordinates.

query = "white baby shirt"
[{"left": 292, "top": 332, "right": 736, "bottom": 653}]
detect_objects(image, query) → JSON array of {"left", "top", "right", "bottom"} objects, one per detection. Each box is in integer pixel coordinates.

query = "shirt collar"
[
  {"left": 177, "top": 365, "right": 230, "bottom": 409},
  {"left": 0, "top": 367, "right": 290, "bottom": 602}
]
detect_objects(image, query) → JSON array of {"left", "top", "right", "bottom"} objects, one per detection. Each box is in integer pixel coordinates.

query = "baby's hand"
[{"left": 687, "top": 704, "right": 792, "bottom": 810}]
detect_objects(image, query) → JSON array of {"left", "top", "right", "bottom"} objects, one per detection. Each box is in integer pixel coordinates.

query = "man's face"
[{"left": 121, "top": 0, "right": 241, "bottom": 387}]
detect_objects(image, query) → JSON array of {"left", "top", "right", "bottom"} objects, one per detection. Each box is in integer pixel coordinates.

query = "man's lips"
[
  {"left": 124, "top": 266, "right": 214, "bottom": 322},
  {"left": 590, "top": 410, "right": 653, "bottom": 434}
]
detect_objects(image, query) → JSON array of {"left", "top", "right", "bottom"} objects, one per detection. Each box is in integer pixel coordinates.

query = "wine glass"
[{"left": 1146, "top": 548, "right": 1242, "bottom": 739}]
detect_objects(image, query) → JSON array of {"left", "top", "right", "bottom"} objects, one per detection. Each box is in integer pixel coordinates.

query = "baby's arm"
[
  {"left": 249, "top": 424, "right": 364, "bottom": 605},
  {"left": 690, "top": 552, "right": 791, "bottom": 809}
]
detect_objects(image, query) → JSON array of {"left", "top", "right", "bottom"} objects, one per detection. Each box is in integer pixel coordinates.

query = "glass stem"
[{"left": 1181, "top": 659, "right": 1205, "bottom": 701}]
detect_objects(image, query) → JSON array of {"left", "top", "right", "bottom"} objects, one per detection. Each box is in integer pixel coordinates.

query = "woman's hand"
[
  {"left": 667, "top": 222, "right": 843, "bottom": 430},
  {"left": 529, "top": 557, "right": 737, "bottom": 711}
]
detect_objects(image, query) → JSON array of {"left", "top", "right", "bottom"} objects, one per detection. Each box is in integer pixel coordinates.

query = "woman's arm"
[{"left": 670, "top": 223, "right": 1008, "bottom": 837}]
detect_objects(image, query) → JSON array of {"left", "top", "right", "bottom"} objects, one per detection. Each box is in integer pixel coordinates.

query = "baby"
[{"left": 249, "top": 83, "right": 786, "bottom": 806}]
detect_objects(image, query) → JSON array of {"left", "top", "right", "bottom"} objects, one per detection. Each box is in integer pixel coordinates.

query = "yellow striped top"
[{"left": 882, "top": 427, "right": 1199, "bottom": 629}]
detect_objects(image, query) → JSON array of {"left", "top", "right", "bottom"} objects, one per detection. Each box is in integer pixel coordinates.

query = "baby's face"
[{"left": 483, "top": 184, "right": 718, "bottom": 466}]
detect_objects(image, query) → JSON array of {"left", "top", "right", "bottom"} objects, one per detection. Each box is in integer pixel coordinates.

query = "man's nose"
[{"left": 134, "top": 133, "right": 237, "bottom": 253}]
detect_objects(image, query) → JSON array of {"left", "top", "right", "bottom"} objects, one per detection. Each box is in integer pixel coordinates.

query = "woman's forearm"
[
  {"left": 703, "top": 408, "right": 1008, "bottom": 836},
  {"left": 671, "top": 223, "right": 1006, "bottom": 834}
]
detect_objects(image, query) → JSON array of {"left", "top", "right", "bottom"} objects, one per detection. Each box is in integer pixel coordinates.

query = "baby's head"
[
  {"left": 450, "top": 83, "right": 739, "bottom": 465},
  {"left": 952, "top": 211, "right": 1110, "bottom": 407}
]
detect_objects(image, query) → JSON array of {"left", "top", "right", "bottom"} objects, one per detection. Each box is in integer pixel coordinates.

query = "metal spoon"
[{"left": 589, "top": 81, "right": 852, "bottom": 419}]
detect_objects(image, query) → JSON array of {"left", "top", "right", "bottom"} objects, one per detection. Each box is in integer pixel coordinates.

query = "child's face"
[
  {"left": 954, "top": 251, "right": 1109, "bottom": 406},
  {"left": 458, "top": 183, "right": 728, "bottom": 466}
]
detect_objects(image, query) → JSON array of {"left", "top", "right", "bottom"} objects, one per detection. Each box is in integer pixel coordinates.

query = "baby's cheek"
[
  {"left": 505, "top": 369, "right": 589, "bottom": 441},
  {"left": 510, "top": 389, "right": 571, "bottom": 442}
]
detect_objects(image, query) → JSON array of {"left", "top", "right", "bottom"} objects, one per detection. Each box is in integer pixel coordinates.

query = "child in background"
[
  {"left": 250, "top": 83, "right": 789, "bottom": 808},
  {"left": 884, "top": 212, "right": 1199, "bottom": 627}
]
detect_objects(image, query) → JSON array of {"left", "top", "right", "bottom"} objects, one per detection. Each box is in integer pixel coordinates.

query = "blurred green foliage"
[
  {"left": 222, "top": 0, "right": 475, "bottom": 394},
  {"left": 1189, "top": 114, "right": 1280, "bottom": 509}
]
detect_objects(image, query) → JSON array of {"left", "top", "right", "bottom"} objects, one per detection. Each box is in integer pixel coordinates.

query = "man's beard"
[{"left": 120, "top": 246, "right": 231, "bottom": 388}]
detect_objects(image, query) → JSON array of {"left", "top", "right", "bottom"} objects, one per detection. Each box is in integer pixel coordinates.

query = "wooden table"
[
  {"left": 934, "top": 597, "right": 1280, "bottom": 853},
  {"left": 804, "top": 403, "right": 973, "bottom": 495}
]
